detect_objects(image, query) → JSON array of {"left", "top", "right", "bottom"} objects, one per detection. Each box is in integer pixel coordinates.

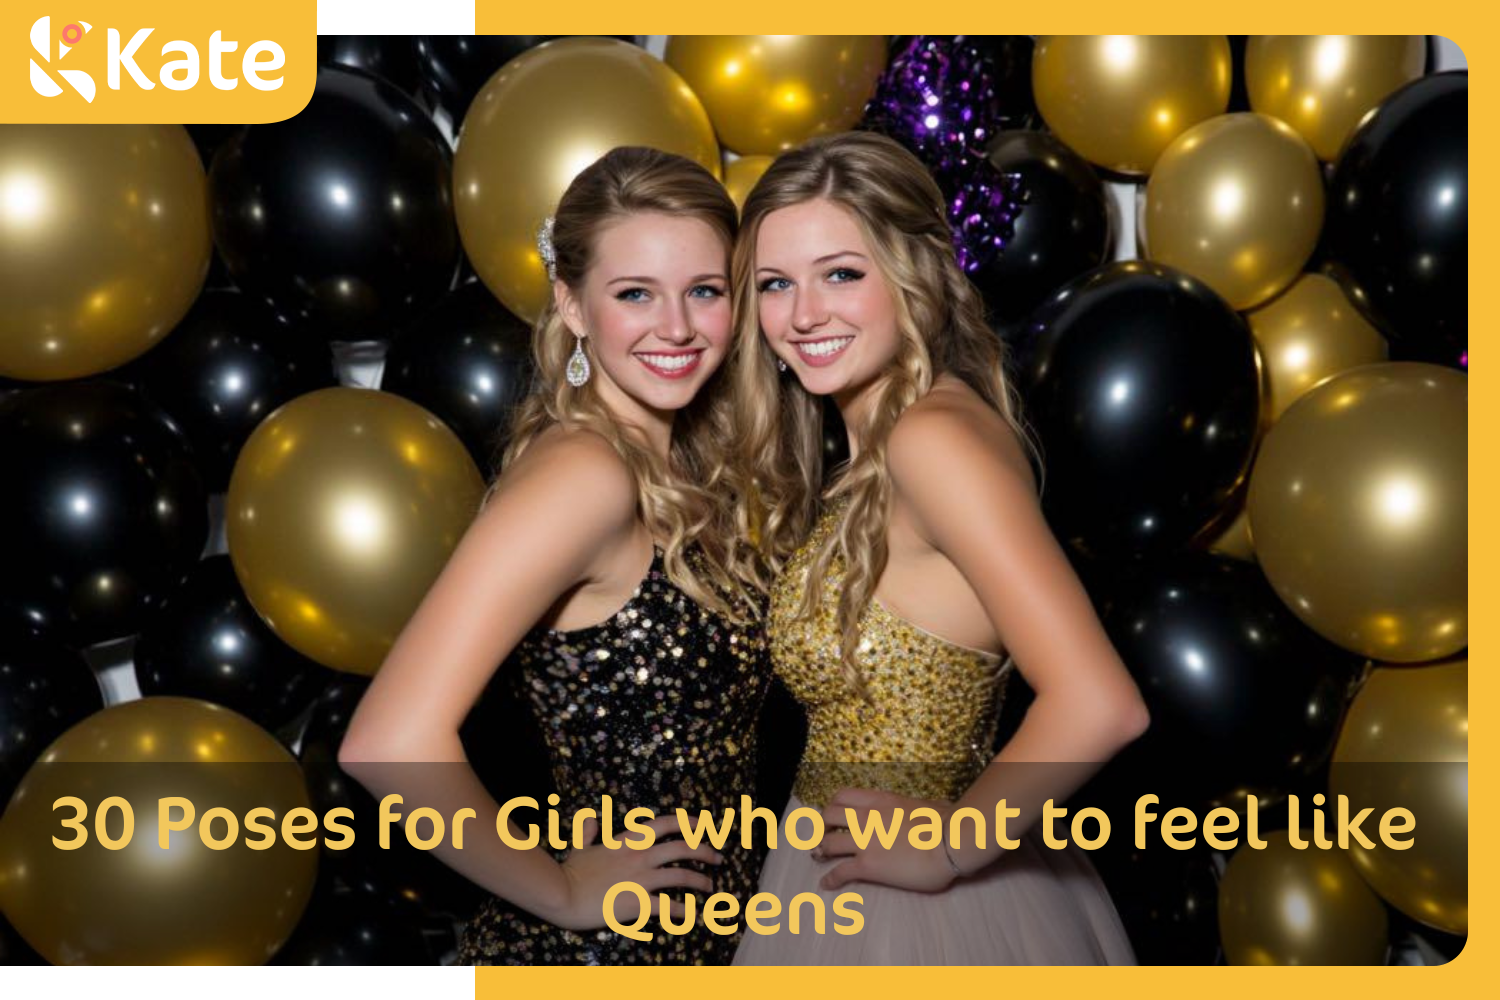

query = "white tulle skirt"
[{"left": 732, "top": 796, "right": 1137, "bottom": 966}]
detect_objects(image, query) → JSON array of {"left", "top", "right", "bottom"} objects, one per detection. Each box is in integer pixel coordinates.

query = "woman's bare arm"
[
  {"left": 338, "top": 430, "right": 714, "bottom": 924},
  {"left": 818, "top": 395, "right": 1149, "bottom": 890}
]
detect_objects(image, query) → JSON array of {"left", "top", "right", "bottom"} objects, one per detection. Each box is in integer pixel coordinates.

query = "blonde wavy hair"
[
  {"left": 731, "top": 131, "right": 1038, "bottom": 693},
  {"left": 486, "top": 146, "right": 766, "bottom": 619}
]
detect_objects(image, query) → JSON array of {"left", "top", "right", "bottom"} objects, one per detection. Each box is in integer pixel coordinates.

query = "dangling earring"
[
  {"left": 777, "top": 358, "right": 788, "bottom": 373},
  {"left": 566, "top": 335, "right": 591, "bottom": 387}
]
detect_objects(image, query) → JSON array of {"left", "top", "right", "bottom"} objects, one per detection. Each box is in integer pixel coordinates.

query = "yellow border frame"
[{"left": 0, "top": 1, "right": 1478, "bottom": 988}]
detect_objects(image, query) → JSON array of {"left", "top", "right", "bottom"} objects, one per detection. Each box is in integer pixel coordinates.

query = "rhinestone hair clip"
[{"left": 536, "top": 216, "right": 558, "bottom": 281}]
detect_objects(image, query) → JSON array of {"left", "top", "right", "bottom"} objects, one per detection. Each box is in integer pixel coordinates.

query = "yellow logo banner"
[{"left": 1, "top": 1, "right": 314, "bottom": 123}]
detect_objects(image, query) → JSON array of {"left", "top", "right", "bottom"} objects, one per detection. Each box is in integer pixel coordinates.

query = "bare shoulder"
[
  {"left": 887, "top": 376, "right": 1035, "bottom": 495},
  {"left": 479, "top": 424, "right": 637, "bottom": 538}
]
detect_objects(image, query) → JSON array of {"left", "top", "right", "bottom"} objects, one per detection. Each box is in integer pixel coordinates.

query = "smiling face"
[
  {"left": 754, "top": 198, "right": 902, "bottom": 402},
  {"left": 557, "top": 212, "right": 732, "bottom": 424}
]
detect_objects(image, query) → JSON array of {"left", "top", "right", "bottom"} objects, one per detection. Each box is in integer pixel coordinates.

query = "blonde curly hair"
[{"left": 730, "top": 131, "right": 1038, "bottom": 693}]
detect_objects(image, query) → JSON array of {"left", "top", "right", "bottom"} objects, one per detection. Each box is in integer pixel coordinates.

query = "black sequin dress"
[{"left": 457, "top": 546, "right": 772, "bottom": 965}]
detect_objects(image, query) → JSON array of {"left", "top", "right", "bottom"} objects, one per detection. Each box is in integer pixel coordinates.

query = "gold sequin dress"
[
  {"left": 457, "top": 546, "right": 771, "bottom": 965},
  {"left": 733, "top": 503, "right": 1136, "bottom": 965}
]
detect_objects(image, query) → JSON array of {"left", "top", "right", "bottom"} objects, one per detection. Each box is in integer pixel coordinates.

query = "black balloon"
[
  {"left": 1016, "top": 262, "right": 1260, "bottom": 557},
  {"left": 273, "top": 882, "right": 434, "bottom": 965},
  {"left": 211, "top": 65, "right": 461, "bottom": 342},
  {"left": 1226, "top": 36, "right": 1251, "bottom": 113},
  {"left": 976, "top": 131, "right": 1111, "bottom": 323},
  {"left": 1325, "top": 71, "right": 1466, "bottom": 364},
  {"left": 413, "top": 36, "right": 635, "bottom": 125},
  {"left": 413, "top": 36, "right": 547, "bottom": 123},
  {"left": 127, "top": 290, "right": 338, "bottom": 491},
  {"left": 299, "top": 678, "right": 487, "bottom": 918},
  {"left": 0, "top": 382, "right": 208, "bottom": 646},
  {"left": 318, "top": 36, "right": 423, "bottom": 97},
  {"left": 381, "top": 283, "right": 535, "bottom": 471},
  {"left": 184, "top": 124, "right": 245, "bottom": 294},
  {"left": 1, "top": 911, "right": 47, "bottom": 966},
  {"left": 0, "top": 617, "right": 103, "bottom": 804},
  {"left": 1097, "top": 555, "right": 1363, "bottom": 809},
  {"left": 974, "top": 35, "right": 1038, "bottom": 131},
  {"left": 1390, "top": 909, "right": 1467, "bottom": 965},
  {"left": 185, "top": 123, "right": 246, "bottom": 169},
  {"left": 1090, "top": 842, "right": 1221, "bottom": 965},
  {"left": 134, "top": 555, "right": 330, "bottom": 732},
  {"left": 202, "top": 251, "right": 237, "bottom": 292}
]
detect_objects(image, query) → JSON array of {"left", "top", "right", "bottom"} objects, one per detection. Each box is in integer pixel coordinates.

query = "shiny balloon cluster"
[
  {"left": 850, "top": 33, "right": 1468, "bottom": 966},
  {"left": 977, "top": 35, "right": 1466, "bottom": 968},
  {"left": 0, "top": 34, "right": 1471, "bottom": 970}
]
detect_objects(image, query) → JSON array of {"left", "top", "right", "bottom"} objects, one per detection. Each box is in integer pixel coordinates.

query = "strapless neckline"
[
  {"left": 767, "top": 499, "right": 1014, "bottom": 808},
  {"left": 460, "top": 540, "right": 771, "bottom": 966},
  {"left": 541, "top": 545, "right": 665, "bottom": 638},
  {"left": 869, "top": 596, "right": 1007, "bottom": 664}
]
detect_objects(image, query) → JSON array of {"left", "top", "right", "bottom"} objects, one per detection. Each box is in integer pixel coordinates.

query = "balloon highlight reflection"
[
  {"left": 1248, "top": 364, "right": 1466, "bottom": 663},
  {"left": 225, "top": 388, "right": 484, "bottom": 676},
  {"left": 0, "top": 125, "right": 210, "bottom": 381},
  {"left": 0, "top": 697, "right": 317, "bottom": 965}
]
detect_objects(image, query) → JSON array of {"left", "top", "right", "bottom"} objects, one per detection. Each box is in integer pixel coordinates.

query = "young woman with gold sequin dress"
[
  {"left": 730, "top": 133, "right": 1146, "bottom": 965},
  {"left": 339, "top": 148, "right": 772, "bottom": 965}
]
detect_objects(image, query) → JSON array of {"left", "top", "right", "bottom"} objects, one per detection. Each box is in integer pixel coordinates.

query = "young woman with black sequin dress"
[
  {"left": 730, "top": 133, "right": 1146, "bottom": 965},
  {"left": 339, "top": 148, "right": 772, "bottom": 965}
]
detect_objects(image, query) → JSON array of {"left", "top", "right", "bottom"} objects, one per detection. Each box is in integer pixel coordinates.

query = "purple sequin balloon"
[{"left": 862, "top": 36, "right": 1033, "bottom": 273}]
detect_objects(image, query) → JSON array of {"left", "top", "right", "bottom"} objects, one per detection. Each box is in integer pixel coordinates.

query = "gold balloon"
[
  {"left": 1219, "top": 829, "right": 1389, "bottom": 965},
  {"left": 665, "top": 36, "right": 888, "bottom": 156},
  {"left": 454, "top": 37, "right": 720, "bottom": 322},
  {"left": 1248, "top": 273, "right": 1389, "bottom": 423},
  {"left": 1144, "top": 113, "right": 1324, "bottom": 310},
  {"left": 0, "top": 125, "right": 210, "bottom": 381},
  {"left": 1248, "top": 363, "right": 1466, "bottom": 662},
  {"left": 1246, "top": 36, "right": 1427, "bottom": 161},
  {"left": 1033, "top": 36, "right": 1231, "bottom": 175},
  {"left": 225, "top": 387, "right": 485, "bottom": 675},
  {"left": 0, "top": 698, "right": 316, "bottom": 964},
  {"left": 723, "top": 154, "right": 775, "bottom": 212},
  {"left": 1332, "top": 658, "right": 1467, "bottom": 934}
]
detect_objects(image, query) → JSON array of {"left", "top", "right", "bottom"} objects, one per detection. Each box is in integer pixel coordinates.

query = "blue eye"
[
  {"left": 689, "top": 284, "right": 724, "bottom": 299},
  {"left": 828, "top": 267, "right": 864, "bottom": 283},
  {"left": 758, "top": 277, "right": 791, "bottom": 294},
  {"left": 615, "top": 287, "right": 649, "bottom": 303}
]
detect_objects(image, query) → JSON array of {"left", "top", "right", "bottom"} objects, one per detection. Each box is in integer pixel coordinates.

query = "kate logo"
[
  {"left": 24, "top": 14, "right": 286, "bottom": 102},
  {"left": 29, "top": 16, "right": 96, "bottom": 102},
  {"left": 8, "top": 5, "right": 311, "bottom": 124}
]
